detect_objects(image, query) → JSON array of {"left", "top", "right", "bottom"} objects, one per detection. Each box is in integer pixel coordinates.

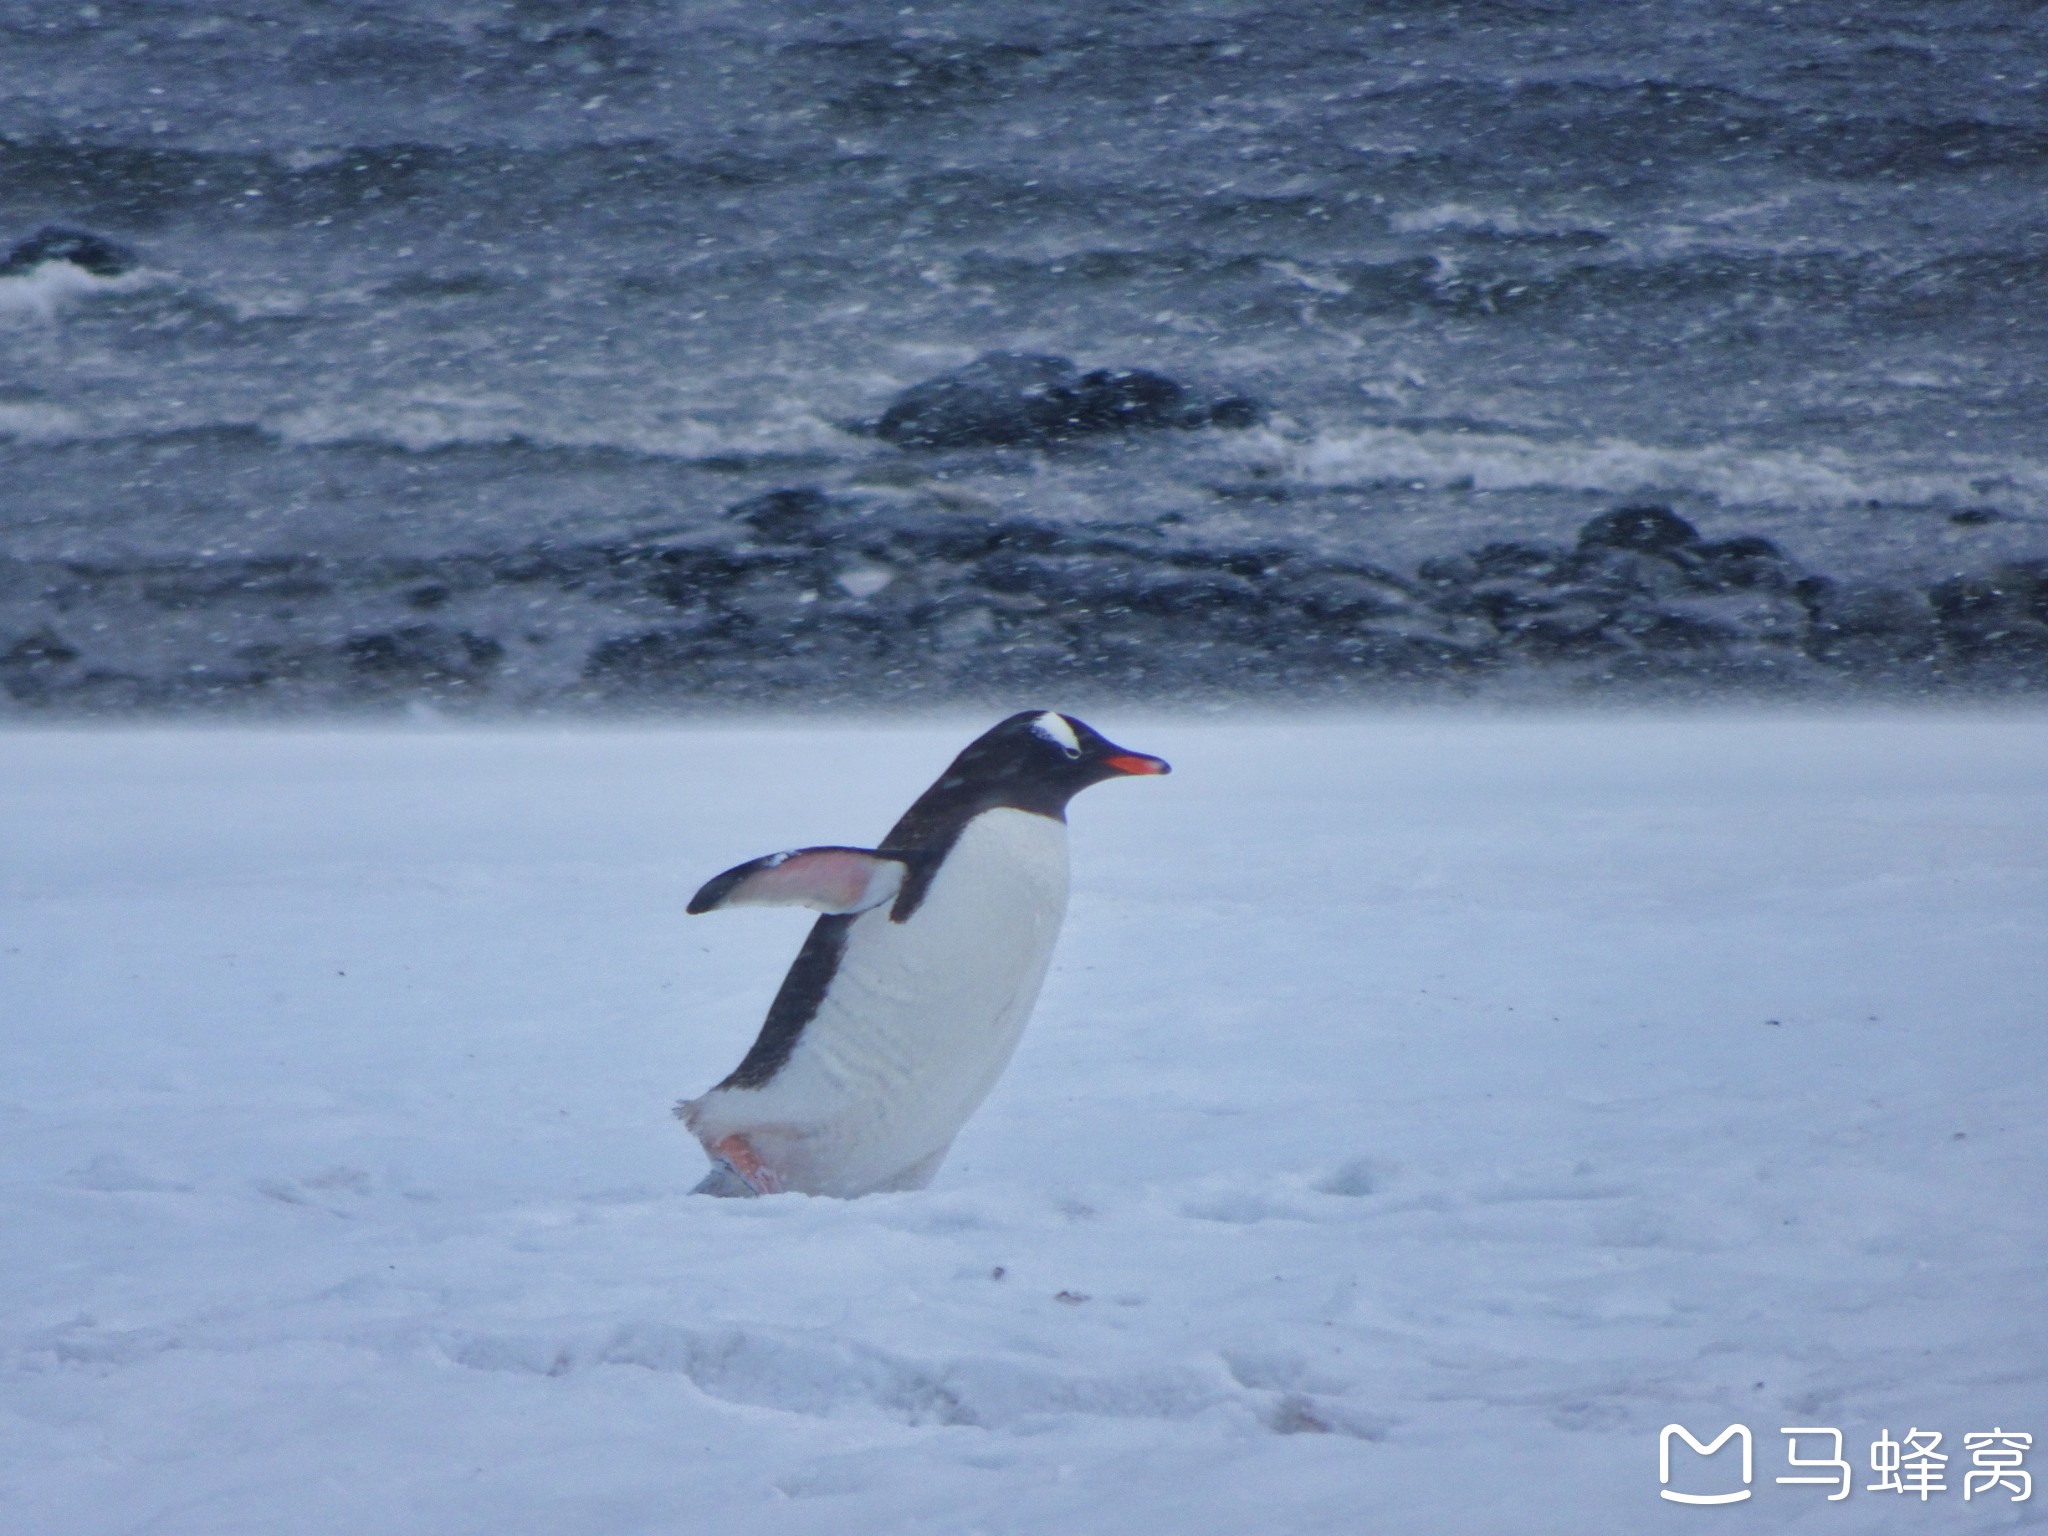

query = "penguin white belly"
[{"left": 687, "top": 807, "right": 1069, "bottom": 1197}]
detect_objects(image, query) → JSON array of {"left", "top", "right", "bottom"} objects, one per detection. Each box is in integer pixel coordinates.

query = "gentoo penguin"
[{"left": 676, "top": 711, "right": 1169, "bottom": 1198}]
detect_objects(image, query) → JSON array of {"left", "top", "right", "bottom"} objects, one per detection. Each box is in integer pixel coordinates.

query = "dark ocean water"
[{"left": 2, "top": 1, "right": 2046, "bottom": 707}]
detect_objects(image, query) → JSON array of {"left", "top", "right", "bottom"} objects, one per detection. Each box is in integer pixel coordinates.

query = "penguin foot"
[
  {"left": 701, "top": 1134, "right": 782, "bottom": 1196},
  {"left": 691, "top": 1161, "right": 760, "bottom": 1198}
]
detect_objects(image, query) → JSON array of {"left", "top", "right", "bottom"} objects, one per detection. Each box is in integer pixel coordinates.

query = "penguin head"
[
  {"left": 882, "top": 711, "right": 1169, "bottom": 850},
  {"left": 945, "top": 710, "right": 1170, "bottom": 806}
]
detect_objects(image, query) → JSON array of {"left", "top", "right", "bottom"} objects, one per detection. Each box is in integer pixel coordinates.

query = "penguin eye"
[{"left": 1060, "top": 745, "right": 1081, "bottom": 760}]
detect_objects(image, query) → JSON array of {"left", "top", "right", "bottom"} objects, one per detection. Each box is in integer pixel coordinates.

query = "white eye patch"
[{"left": 1031, "top": 711, "right": 1081, "bottom": 755}]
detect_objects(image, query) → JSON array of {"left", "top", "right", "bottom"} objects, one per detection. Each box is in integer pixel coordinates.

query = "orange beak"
[{"left": 1104, "top": 752, "right": 1171, "bottom": 776}]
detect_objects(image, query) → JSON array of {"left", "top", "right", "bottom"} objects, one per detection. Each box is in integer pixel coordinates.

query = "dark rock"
[
  {"left": 1325, "top": 617, "right": 1495, "bottom": 675},
  {"left": 1124, "top": 567, "right": 1266, "bottom": 618},
  {"left": 1411, "top": 515, "right": 1824, "bottom": 675},
  {"left": 726, "top": 487, "right": 838, "bottom": 544},
  {"left": 716, "top": 567, "right": 825, "bottom": 635},
  {"left": 1204, "top": 396, "right": 1266, "bottom": 430},
  {"left": 339, "top": 626, "right": 502, "bottom": 688},
  {"left": 1663, "top": 590, "right": 1811, "bottom": 648},
  {"left": 0, "top": 626, "right": 89, "bottom": 702},
  {"left": 1563, "top": 545, "right": 1695, "bottom": 600},
  {"left": 1289, "top": 569, "right": 1417, "bottom": 622},
  {"left": 1687, "top": 536, "right": 1794, "bottom": 591},
  {"left": 1062, "top": 367, "right": 1190, "bottom": 434},
  {"left": 3, "top": 627, "right": 80, "bottom": 668},
  {"left": 1610, "top": 606, "right": 1743, "bottom": 653},
  {"left": 1153, "top": 543, "right": 1282, "bottom": 581},
  {"left": 1463, "top": 578, "right": 1567, "bottom": 625},
  {"left": 12, "top": 489, "right": 2048, "bottom": 709},
  {"left": 1928, "top": 561, "right": 2048, "bottom": 663},
  {"left": 722, "top": 489, "right": 1080, "bottom": 571},
  {"left": 1468, "top": 541, "right": 1569, "bottom": 580},
  {"left": 1497, "top": 601, "right": 1614, "bottom": 659},
  {"left": 134, "top": 556, "right": 332, "bottom": 609},
  {"left": 644, "top": 547, "right": 753, "bottom": 609},
  {"left": 483, "top": 546, "right": 611, "bottom": 586},
  {"left": 1948, "top": 507, "right": 2003, "bottom": 527},
  {"left": 981, "top": 552, "right": 1144, "bottom": 611},
  {"left": 893, "top": 511, "right": 1067, "bottom": 564},
  {"left": 875, "top": 352, "right": 1244, "bottom": 449},
  {"left": 974, "top": 550, "right": 1040, "bottom": 595},
  {"left": 1801, "top": 581, "right": 1939, "bottom": 665},
  {"left": 0, "top": 225, "right": 139, "bottom": 279},
  {"left": 1576, "top": 505, "right": 1702, "bottom": 555},
  {"left": 1415, "top": 552, "right": 1483, "bottom": 589},
  {"left": 876, "top": 353, "right": 1079, "bottom": 448},
  {"left": 585, "top": 624, "right": 728, "bottom": 688},
  {"left": 1425, "top": 526, "right": 1724, "bottom": 646},
  {"left": 405, "top": 583, "right": 452, "bottom": 611}
]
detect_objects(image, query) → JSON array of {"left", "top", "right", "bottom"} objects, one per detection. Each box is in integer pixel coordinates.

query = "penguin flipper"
[{"left": 687, "top": 846, "right": 909, "bottom": 916}]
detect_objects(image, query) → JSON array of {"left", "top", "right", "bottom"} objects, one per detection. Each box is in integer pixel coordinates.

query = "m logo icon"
[{"left": 1660, "top": 1423, "right": 1754, "bottom": 1504}]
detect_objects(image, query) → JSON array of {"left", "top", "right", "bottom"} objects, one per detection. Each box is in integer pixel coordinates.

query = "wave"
[
  {"left": 0, "top": 396, "right": 867, "bottom": 463},
  {"left": 5, "top": 393, "right": 2041, "bottom": 522},
  {"left": 0, "top": 400, "right": 84, "bottom": 440},
  {"left": 1387, "top": 202, "right": 1610, "bottom": 242},
  {"left": 269, "top": 398, "right": 864, "bottom": 461},
  {"left": 1251, "top": 423, "right": 2048, "bottom": 514},
  {"left": 0, "top": 135, "right": 851, "bottom": 229},
  {"left": 0, "top": 262, "right": 149, "bottom": 321}
]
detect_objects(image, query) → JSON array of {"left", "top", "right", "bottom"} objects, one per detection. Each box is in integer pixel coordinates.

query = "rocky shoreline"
[
  {"left": 3, "top": 488, "right": 2042, "bottom": 713},
  {"left": 1, "top": 285, "right": 2041, "bottom": 713}
]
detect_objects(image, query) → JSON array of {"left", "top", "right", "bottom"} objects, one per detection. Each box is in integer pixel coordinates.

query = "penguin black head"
[
  {"left": 964, "top": 710, "right": 1169, "bottom": 799},
  {"left": 884, "top": 711, "right": 1169, "bottom": 850}
]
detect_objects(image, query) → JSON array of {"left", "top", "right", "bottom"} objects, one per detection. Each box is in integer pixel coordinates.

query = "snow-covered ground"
[{"left": 3, "top": 713, "right": 2045, "bottom": 1534}]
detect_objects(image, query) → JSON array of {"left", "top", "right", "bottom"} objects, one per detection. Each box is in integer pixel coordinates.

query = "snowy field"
[{"left": 3, "top": 712, "right": 2045, "bottom": 1535}]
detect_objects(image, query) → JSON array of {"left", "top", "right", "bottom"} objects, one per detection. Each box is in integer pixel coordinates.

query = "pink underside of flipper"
[{"left": 722, "top": 848, "right": 901, "bottom": 913}]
